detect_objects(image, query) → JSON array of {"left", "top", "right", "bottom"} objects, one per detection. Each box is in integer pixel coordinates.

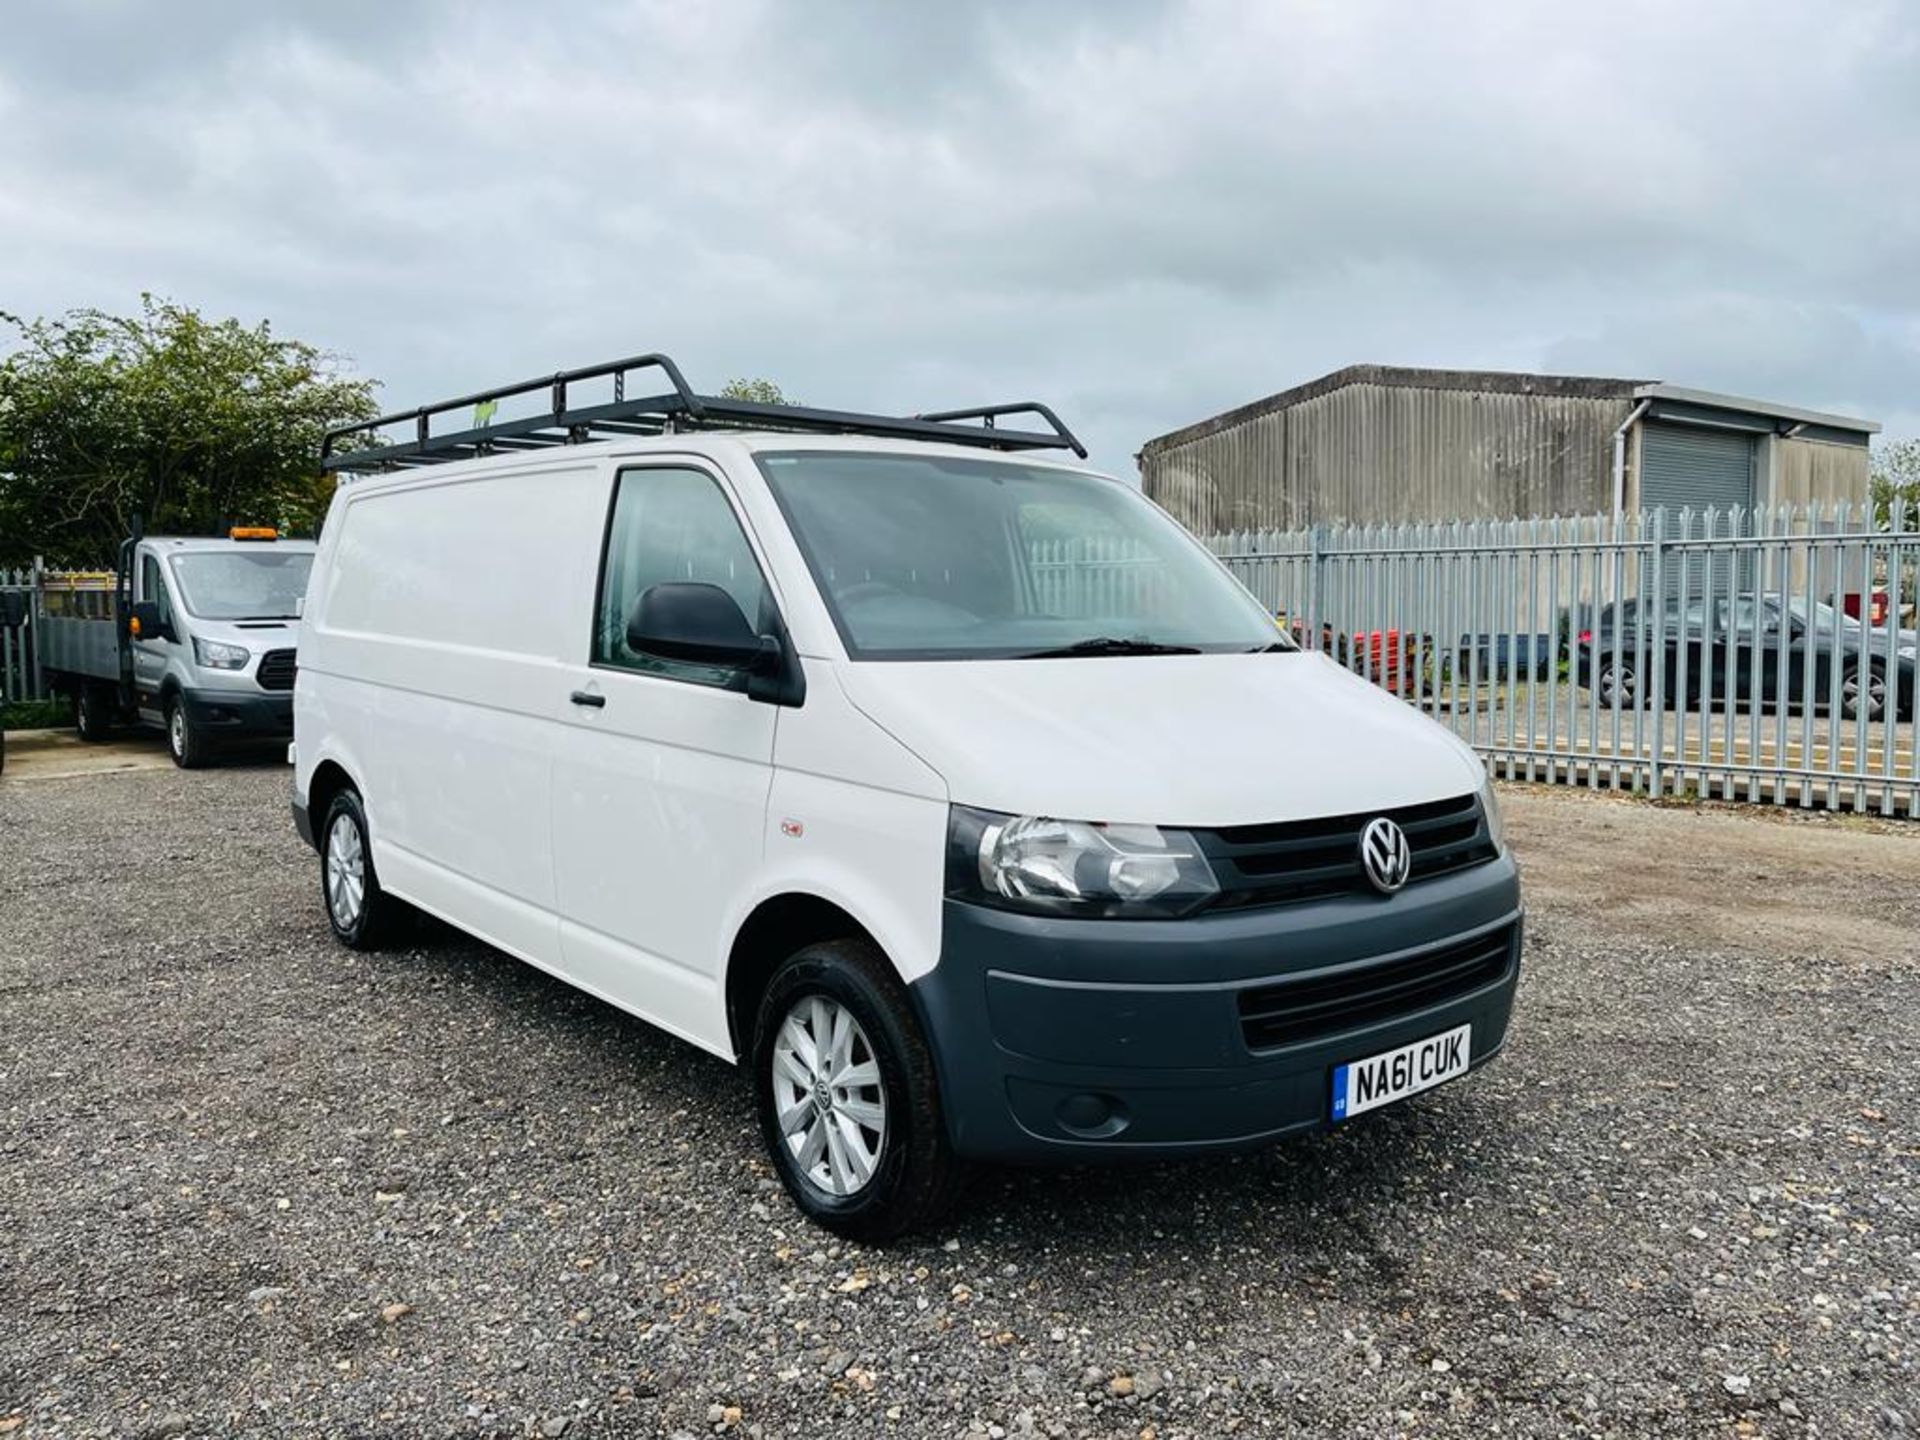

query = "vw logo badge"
[{"left": 1359, "top": 816, "right": 1411, "bottom": 894}]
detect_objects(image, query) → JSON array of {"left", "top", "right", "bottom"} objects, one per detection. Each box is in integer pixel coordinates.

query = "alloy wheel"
[
  {"left": 1842, "top": 668, "right": 1886, "bottom": 721},
  {"left": 770, "top": 995, "right": 888, "bottom": 1197},
  {"left": 326, "top": 813, "right": 367, "bottom": 929},
  {"left": 1599, "top": 663, "right": 1636, "bottom": 709}
]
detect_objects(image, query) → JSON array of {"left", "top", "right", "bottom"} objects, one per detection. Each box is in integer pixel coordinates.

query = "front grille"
[
  {"left": 1194, "top": 792, "right": 1496, "bottom": 911},
  {"left": 1237, "top": 922, "right": 1517, "bottom": 1051},
  {"left": 256, "top": 648, "right": 298, "bottom": 691}
]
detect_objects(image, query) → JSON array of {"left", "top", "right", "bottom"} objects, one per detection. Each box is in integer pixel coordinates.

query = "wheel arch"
[
  {"left": 305, "top": 758, "right": 360, "bottom": 851},
  {"left": 724, "top": 891, "right": 884, "bottom": 1062}
]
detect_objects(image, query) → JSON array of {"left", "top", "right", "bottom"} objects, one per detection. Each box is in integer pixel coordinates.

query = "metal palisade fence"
[
  {"left": 2, "top": 564, "right": 119, "bottom": 706},
  {"left": 1, "top": 565, "right": 48, "bottom": 704},
  {"left": 1204, "top": 502, "right": 1919, "bottom": 816},
  {"left": 9, "top": 519, "right": 1918, "bottom": 816}
]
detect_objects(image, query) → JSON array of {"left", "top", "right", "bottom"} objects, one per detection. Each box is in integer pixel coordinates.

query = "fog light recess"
[{"left": 1055, "top": 1092, "right": 1130, "bottom": 1139}]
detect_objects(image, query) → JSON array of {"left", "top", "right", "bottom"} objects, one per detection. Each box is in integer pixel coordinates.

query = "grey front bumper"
[
  {"left": 910, "top": 854, "right": 1522, "bottom": 1162},
  {"left": 179, "top": 686, "right": 293, "bottom": 738}
]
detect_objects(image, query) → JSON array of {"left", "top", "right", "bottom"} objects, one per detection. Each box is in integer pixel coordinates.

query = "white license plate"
[{"left": 1331, "top": 1023, "right": 1472, "bottom": 1122}]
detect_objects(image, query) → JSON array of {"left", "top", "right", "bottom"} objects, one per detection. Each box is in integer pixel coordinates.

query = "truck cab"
[{"left": 45, "top": 528, "right": 315, "bottom": 767}]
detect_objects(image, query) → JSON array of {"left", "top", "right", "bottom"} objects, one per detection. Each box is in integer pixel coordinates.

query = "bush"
[{"left": 1, "top": 698, "right": 69, "bottom": 730}]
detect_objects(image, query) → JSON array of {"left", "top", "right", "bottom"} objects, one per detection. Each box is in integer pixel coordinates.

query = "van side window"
[
  {"left": 594, "top": 467, "right": 771, "bottom": 689},
  {"left": 141, "top": 555, "right": 174, "bottom": 628}
]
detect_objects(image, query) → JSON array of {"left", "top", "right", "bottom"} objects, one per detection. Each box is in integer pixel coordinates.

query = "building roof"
[
  {"left": 1630, "top": 383, "right": 1880, "bottom": 436},
  {"left": 1139, "top": 364, "right": 1880, "bottom": 455}
]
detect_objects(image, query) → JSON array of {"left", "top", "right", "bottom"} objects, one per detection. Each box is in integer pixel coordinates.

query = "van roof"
[
  {"left": 329, "top": 429, "right": 1116, "bottom": 493},
  {"left": 144, "top": 535, "right": 319, "bottom": 552},
  {"left": 321, "top": 351, "right": 1087, "bottom": 474}
]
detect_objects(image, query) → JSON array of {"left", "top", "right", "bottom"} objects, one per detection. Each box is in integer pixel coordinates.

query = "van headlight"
[
  {"left": 1478, "top": 775, "right": 1507, "bottom": 854},
  {"left": 193, "top": 637, "right": 250, "bottom": 670},
  {"left": 947, "top": 805, "right": 1219, "bottom": 918}
]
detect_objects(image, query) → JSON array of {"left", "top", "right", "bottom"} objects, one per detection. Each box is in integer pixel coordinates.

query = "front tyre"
[
  {"left": 320, "top": 788, "right": 400, "bottom": 950},
  {"left": 753, "top": 938, "right": 964, "bottom": 1241},
  {"left": 165, "top": 695, "right": 209, "bottom": 768}
]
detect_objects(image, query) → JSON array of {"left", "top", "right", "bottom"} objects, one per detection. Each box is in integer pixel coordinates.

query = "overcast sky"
[{"left": 1, "top": 0, "right": 1914, "bottom": 476}]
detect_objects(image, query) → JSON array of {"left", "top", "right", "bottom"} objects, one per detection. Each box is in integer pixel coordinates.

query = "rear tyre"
[
  {"left": 164, "top": 695, "right": 209, "bottom": 769},
  {"left": 75, "top": 683, "right": 115, "bottom": 742},
  {"left": 320, "top": 788, "right": 400, "bottom": 950},
  {"left": 1595, "top": 661, "right": 1638, "bottom": 709},
  {"left": 753, "top": 938, "right": 964, "bottom": 1242}
]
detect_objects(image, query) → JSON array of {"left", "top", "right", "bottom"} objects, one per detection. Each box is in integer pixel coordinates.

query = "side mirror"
[
  {"left": 130, "top": 601, "right": 171, "bottom": 642},
  {"left": 627, "top": 582, "right": 777, "bottom": 671}
]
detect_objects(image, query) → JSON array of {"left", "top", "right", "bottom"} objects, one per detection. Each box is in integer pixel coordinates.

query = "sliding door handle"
[{"left": 569, "top": 690, "right": 606, "bottom": 709}]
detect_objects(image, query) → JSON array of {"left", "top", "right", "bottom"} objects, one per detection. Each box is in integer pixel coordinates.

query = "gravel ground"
[{"left": 1, "top": 764, "right": 1916, "bottom": 1438}]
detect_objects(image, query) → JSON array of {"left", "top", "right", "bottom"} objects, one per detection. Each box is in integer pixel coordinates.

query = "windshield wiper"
[{"left": 1016, "top": 636, "right": 1203, "bottom": 659}]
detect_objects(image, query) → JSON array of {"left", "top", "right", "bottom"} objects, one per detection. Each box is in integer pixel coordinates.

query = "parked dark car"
[
  {"left": 1458, "top": 632, "right": 1554, "bottom": 682},
  {"left": 1574, "top": 594, "right": 1916, "bottom": 721}
]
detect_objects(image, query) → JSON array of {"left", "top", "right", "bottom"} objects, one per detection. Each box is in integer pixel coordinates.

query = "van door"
[
  {"left": 134, "top": 550, "right": 176, "bottom": 719},
  {"left": 550, "top": 463, "right": 780, "bottom": 1054}
]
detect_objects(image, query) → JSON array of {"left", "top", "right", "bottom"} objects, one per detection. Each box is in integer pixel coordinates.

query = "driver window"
[
  {"left": 593, "top": 467, "right": 770, "bottom": 689},
  {"left": 141, "top": 555, "right": 173, "bottom": 628}
]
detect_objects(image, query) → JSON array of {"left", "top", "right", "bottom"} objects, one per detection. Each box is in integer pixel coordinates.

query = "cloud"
[
  {"left": 1546, "top": 295, "right": 1920, "bottom": 436},
  {"left": 1, "top": 0, "right": 1914, "bottom": 478}
]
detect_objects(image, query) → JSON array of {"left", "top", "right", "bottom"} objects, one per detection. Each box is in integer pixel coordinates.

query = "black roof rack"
[{"left": 320, "top": 352, "right": 1087, "bottom": 472}]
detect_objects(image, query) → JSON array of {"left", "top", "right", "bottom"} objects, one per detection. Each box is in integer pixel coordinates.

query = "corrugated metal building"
[{"left": 1138, "top": 365, "right": 1879, "bottom": 533}]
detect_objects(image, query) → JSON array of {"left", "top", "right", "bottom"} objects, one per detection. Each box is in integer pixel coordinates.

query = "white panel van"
[{"left": 293, "top": 358, "right": 1520, "bottom": 1238}]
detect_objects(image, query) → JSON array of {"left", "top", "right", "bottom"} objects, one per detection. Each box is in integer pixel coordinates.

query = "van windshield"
[
  {"left": 167, "top": 550, "right": 313, "bottom": 620},
  {"left": 756, "top": 451, "right": 1288, "bottom": 660}
]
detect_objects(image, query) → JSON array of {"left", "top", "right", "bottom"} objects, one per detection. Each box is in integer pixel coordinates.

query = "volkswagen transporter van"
[{"left": 293, "top": 354, "right": 1520, "bottom": 1238}]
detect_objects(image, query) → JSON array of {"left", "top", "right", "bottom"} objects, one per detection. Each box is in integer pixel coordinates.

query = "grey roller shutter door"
[
  {"left": 1640, "top": 423, "right": 1755, "bottom": 515},
  {"left": 1640, "top": 422, "right": 1755, "bottom": 594}
]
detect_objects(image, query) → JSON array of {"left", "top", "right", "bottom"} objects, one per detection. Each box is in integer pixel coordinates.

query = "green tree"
[
  {"left": 719, "top": 377, "right": 793, "bottom": 405},
  {"left": 0, "top": 296, "right": 378, "bottom": 566},
  {"left": 1871, "top": 438, "right": 1920, "bottom": 532}
]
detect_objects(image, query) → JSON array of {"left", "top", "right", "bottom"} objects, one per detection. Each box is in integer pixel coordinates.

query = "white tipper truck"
[{"left": 40, "top": 525, "right": 316, "bottom": 767}]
